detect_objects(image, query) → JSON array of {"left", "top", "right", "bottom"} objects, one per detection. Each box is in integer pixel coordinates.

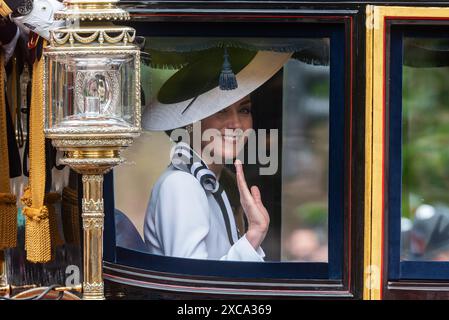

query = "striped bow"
[{"left": 171, "top": 142, "right": 219, "bottom": 193}]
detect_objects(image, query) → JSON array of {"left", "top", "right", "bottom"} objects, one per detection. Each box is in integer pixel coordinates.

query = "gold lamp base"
[{"left": 49, "top": 134, "right": 136, "bottom": 300}]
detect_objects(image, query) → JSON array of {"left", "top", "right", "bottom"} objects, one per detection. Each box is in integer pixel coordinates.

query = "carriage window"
[
  {"left": 108, "top": 32, "right": 345, "bottom": 280},
  {"left": 401, "top": 38, "right": 449, "bottom": 262},
  {"left": 387, "top": 27, "right": 449, "bottom": 281}
]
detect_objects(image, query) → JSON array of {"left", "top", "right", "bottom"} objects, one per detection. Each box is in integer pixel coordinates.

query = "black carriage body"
[{"left": 98, "top": 0, "right": 449, "bottom": 300}]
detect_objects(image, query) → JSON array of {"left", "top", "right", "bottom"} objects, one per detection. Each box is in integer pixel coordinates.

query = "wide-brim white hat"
[{"left": 142, "top": 50, "right": 292, "bottom": 131}]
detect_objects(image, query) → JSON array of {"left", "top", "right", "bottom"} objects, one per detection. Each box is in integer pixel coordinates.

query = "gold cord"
[{"left": 22, "top": 42, "right": 51, "bottom": 263}]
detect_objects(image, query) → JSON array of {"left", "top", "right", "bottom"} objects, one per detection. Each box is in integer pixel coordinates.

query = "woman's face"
[{"left": 200, "top": 95, "right": 253, "bottom": 163}]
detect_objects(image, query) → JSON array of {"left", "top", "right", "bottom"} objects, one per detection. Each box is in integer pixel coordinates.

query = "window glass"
[
  {"left": 114, "top": 37, "right": 330, "bottom": 262},
  {"left": 401, "top": 38, "right": 449, "bottom": 262},
  {"left": 282, "top": 60, "right": 329, "bottom": 262}
]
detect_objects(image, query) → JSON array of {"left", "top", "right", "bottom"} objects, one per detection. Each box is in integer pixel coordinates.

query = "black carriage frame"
[{"left": 100, "top": 0, "right": 365, "bottom": 300}]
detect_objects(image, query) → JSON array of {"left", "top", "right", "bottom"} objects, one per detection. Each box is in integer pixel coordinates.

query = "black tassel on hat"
[{"left": 219, "top": 48, "right": 238, "bottom": 90}]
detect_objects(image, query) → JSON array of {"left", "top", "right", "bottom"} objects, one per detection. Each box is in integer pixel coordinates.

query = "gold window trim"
[{"left": 364, "top": 5, "right": 449, "bottom": 300}]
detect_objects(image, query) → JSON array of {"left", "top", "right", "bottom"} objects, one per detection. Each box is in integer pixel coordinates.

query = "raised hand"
[{"left": 234, "top": 159, "right": 270, "bottom": 250}]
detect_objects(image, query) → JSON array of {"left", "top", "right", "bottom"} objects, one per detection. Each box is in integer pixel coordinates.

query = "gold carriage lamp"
[{"left": 44, "top": 0, "right": 141, "bottom": 300}]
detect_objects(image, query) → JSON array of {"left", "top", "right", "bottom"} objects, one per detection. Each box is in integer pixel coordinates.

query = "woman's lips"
[{"left": 222, "top": 135, "right": 238, "bottom": 143}]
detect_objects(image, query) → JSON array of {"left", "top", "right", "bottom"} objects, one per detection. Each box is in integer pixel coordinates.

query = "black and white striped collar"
[
  {"left": 171, "top": 142, "right": 220, "bottom": 194},
  {"left": 170, "top": 142, "right": 238, "bottom": 244}
]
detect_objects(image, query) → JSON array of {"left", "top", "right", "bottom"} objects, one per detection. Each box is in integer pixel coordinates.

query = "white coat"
[{"left": 144, "top": 164, "right": 265, "bottom": 262}]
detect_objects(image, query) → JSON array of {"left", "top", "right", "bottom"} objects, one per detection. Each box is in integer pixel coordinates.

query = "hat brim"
[{"left": 142, "top": 51, "right": 293, "bottom": 131}]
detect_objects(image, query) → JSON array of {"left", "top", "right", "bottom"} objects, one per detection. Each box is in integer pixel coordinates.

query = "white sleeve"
[
  {"left": 154, "top": 172, "right": 265, "bottom": 262},
  {"left": 154, "top": 172, "right": 211, "bottom": 259}
]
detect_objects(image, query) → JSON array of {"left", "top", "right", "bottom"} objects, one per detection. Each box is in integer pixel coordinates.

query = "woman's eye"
[{"left": 240, "top": 107, "right": 251, "bottom": 114}]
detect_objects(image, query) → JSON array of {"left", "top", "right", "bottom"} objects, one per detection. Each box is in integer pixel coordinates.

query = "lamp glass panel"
[{"left": 46, "top": 53, "right": 136, "bottom": 130}]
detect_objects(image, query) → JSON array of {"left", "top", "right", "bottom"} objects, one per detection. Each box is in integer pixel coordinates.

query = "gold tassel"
[
  {"left": 0, "top": 52, "right": 17, "bottom": 250},
  {"left": 22, "top": 205, "right": 51, "bottom": 263},
  {"left": 22, "top": 41, "right": 50, "bottom": 263},
  {"left": 0, "top": 194, "right": 17, "bottom": 250},
  {"left": 22, "top": 189, "right": 63, "bottom": 261}
]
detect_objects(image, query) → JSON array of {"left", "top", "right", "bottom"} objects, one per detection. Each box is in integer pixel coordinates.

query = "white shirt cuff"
[{"left": 225, "top": 234, "right": 265, "bottom": 262}]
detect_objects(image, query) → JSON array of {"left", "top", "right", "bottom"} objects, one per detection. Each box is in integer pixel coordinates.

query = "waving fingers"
[{"left": 234, "top": 159, "right": 252, "bottom": 201}]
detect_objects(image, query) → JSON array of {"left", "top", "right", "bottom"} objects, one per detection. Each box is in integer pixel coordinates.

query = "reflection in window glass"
[
  {"left": 114, "top": 37, "right": 330, "bottom": 262},
  {"left": 402, "top": 38, "right": 449, "bottom": 261}
]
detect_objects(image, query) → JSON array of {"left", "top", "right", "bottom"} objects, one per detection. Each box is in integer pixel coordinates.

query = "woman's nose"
[{"left": 224, "top": 109, "right": 242, "bottom": 129}]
